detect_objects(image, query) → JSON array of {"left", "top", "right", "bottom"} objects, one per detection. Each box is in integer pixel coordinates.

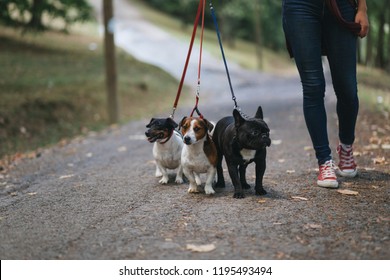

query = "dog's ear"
[
  {"left": 233, "top": 109, "right": 245, "bottom": 127},
  {"left": 203, "top": 118, "right": 214, "bottom": 132},
  {"left": 146, "top": 118, "right": 155, "bottom": 128},
  {"left": 179, "top": 116, "right": 187, "bottom": 129},
  {"left": 167, "top": 117, "right": 178, "bottom": 129},
  {"left": 255, "top": 106, "right": 264, "bottom": 119}
]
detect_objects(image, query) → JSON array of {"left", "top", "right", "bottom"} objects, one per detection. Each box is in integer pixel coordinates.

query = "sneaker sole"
[
  {"left": 317, "top": 180, "right": 339, "bottom": 188},
  {"left": 337, "top": 169, "right": 357, "bottom": 178}
]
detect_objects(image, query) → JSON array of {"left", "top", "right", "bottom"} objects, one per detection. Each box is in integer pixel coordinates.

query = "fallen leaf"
[
  {"left": 377, "top": 216, "right": 390, "bottom": 222},
  {"left": 186, "top": 244, "right": 216, "bottom": 253},
  {"left": 308, "top": 224, "right": 322, "bottom": 229},
  {"left": 382, "top": 144, "right": 390, "bottom": 150},
  {"left": 59, "top": 174, "right": 75, "bottom": 179},
  {"left": 27, "top": 192, "right": 37, "bottom": 196},
  {"left": 291, "top": 196, "right": 308, "bottom": 201},
  {"left": 304, "top": 146, "right": 312, "bottom": 151},
  {"left": 278, "top": 159, "right": 285, "bottom": 163},
  {"left": 337, "top": 189, "right": 359, "bottom": 196},
  {"left": 373, "top": 157, "right": 386, "bottom": 164},
  {"left": 363, "top": 167, "right": 376, "bottom": 171},
  {"left": 86, "top": 153, "right": 93, "bottom": 158},
  {"left": 257, "top": 199, "right": 267, "bottom": 204},
  {"left": 286, "top": 170, "right": 295, "bottom": 174}
]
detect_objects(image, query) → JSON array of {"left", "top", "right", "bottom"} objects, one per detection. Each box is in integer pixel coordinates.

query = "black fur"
[{"left": 212, "top": 106, "right": 271, "bottom": 198}]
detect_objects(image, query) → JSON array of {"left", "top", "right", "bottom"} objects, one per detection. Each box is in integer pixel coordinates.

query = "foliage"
[
  {"left": 142, "top": 0, "right": 390, "bottom": 71},
  {"left": 0, "top": 0, "right": 93, "bottom": 32}
]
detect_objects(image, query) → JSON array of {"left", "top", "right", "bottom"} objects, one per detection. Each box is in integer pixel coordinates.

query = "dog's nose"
[{"left": 184, "top": 136, "right": 191, "bottom": 145}]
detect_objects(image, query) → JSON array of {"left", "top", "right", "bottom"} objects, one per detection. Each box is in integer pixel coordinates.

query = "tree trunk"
[
  {"left": 103, "top": 0, "right": 119, "bottom": 124},
  {"left": 376, "top": 11, "right": 386, "bottom": 68},
  {"left": 253, "top": 1, "right": 263, "bottom": 70},
  {"left": 29, "top": 0, "right": 44, "bottom": 30}
]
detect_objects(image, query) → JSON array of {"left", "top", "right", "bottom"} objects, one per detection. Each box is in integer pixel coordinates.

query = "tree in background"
[
  {"left": 143, "top": 0, "right": 389, "bottom": 73},
  {"left": 0, "top": 0, "right": 93, "bottom": 32}
]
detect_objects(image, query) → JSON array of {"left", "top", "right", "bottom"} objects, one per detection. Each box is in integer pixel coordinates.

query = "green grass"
[{"left": 0, "top": 27, "right": 186, "bottom": 159}]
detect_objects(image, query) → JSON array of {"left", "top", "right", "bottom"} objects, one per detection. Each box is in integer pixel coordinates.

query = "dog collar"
[{"left": 160, "top": 130, "right": 174, "bottom": 144}]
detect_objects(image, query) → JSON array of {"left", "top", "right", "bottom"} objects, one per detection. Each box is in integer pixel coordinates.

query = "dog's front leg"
[
  {"left": 175, "top": 165, "right": 184, "bottom": 184},
  {"left": 227, "top": 161, "right": 244, "bottom": 198},
  {"left": 156, "top": 162, "right": 169, "bottom": 184},
  {"left": 254, "top": 153, "right": 267, "bottom": 195},
  {"left": 204, "top": 167, "right": 216, "bottom": 195},
  {"left": 214, "top": 154, "right": 226, "bottom": 189},
  {"left": 239, "top": 164, "right": 251, "bottom": 189},
  {"left": 155, "top": 165, "right": 163, "bottom": 178},
  {"left": 183, "top": 167, "right": 199, "bottom": 193}
]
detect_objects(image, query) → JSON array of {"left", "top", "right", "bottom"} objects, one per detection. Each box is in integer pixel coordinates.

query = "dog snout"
[{"left": 184, "top": 135, "right": 192, "bottom": 145}]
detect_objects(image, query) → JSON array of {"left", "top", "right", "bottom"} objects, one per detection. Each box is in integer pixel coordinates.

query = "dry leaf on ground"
[
  {"left": 291, "top": 196, "right": 308, "bottom": 201},
  {"left": 337, "top": 189, "right": 359, "bottom": 196},
  {"left": 186, "top": 244, "right": 216, "bottom": 253},
  {"left": 59, "top": 174, "right": 75, "bottom": 179}
]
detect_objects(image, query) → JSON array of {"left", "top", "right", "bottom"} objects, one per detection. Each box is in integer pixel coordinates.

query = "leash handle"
[
  {"left": 171, "top": 0, "right": 204, "bottom": 119},
  {"left": 209, "top": 1, "right": 238, "bottom": 109}
]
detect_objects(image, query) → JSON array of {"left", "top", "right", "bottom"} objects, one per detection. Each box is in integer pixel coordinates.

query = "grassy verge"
[{"left": 0, "top": 26, "right": 185, "bottom": 160}]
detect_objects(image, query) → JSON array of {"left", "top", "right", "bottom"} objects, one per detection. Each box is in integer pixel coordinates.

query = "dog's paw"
[
  {"left": 233, "top": 192, "right": 245, "bottom": 199},
  {"left": 188, "top": 186, "right": 200, "bottom": 193},
  {"left": 159, "top": 176, "right": 169, "bottom": 184},
  {"left": 255, "top": 188, "right": 267, "bottom": 196},
  {"left": 204, "top": 186, "right": 215, "bottom": 195},
  {"left": 242, "top": 183, "right": 251, "bottom": 189},
  {"left": 175, "top": 177, "right": 184, "bottom": 184}
]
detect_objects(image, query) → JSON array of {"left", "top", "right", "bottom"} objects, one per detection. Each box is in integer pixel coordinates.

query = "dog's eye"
[
  {"left": 251, "top": 131, "right": 260, "bottom": 137},
  {"left": 194, "top": 127, "right": 200, "bottom": 132}
]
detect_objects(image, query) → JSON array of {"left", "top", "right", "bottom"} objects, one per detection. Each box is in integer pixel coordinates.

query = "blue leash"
[{"left": 209, "top": 1, "right": 238, "bottom": 109}]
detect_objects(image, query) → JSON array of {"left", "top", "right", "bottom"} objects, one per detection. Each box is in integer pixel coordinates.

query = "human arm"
[{"left": 355, "top": 0, "right": 369, "bottom": 38}]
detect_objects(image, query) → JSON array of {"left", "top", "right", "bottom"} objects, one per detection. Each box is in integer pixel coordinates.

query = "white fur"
[
  {"left": 240, "top": 149, "right": 256, "bottom": 163},
  {"left": 181, "top": 120, "right": 216, "bottom": 195},
  {"left": 153, "top": 130, "right": 184, "bottom": 184}
]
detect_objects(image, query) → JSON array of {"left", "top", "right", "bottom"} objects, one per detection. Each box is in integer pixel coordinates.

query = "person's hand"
[{"left": 355, "top": 10, "right": 369, "bottom": 38}]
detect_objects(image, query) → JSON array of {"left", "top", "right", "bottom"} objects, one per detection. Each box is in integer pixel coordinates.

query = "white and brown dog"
[
  {"left": 180, "top": 116, "right": 217, "bottom": 194},
  {"left": 145, "top": 117, "right": 184, "bottom": 184}
]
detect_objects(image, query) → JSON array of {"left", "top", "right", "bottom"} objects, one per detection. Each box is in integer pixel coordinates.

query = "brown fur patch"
[{"left": 204, "top": 135, "right": 217, "bottom": 166}]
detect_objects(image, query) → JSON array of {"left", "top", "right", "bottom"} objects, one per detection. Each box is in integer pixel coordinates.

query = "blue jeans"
[{"left": 282, "top": 0, "right": 359, "bottom": 164}]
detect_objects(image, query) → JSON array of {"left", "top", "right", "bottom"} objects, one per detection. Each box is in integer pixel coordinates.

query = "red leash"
[{"left": 170, "top": 0, "right": 205, "bottom": 120}]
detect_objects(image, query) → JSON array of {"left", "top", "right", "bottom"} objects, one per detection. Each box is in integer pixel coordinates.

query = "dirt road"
[{"left": 0, "top": 0, "right": 388, "bottom": 259}]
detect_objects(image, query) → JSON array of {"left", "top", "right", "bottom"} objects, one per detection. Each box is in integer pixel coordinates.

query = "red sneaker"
[
  {"left": 317, "top": 160, "right": 338, "bottom": 188},
  {"left": 337, "top": 144, "right": 357, "bottom": 178}
]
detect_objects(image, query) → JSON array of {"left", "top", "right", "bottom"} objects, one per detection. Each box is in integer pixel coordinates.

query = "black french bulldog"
[{"left": 212, "top": 106, "right": 271, "bottom": 198}]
